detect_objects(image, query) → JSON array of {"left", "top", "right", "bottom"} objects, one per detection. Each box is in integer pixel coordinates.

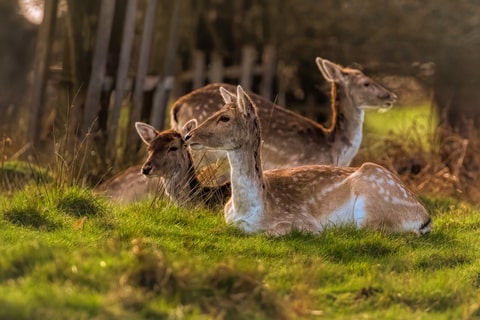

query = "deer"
[
  {"left": 171, "top": 57, "right": 397, "bottom": 180},
  {"left": 134, "top": 122, "right": 230, "bottom": 208},
  {"left": 95, "top": 165, "right": 161, "bottom": 203},
  {"left": 183, "top": 85, "right": 432, "bottom": 236}
]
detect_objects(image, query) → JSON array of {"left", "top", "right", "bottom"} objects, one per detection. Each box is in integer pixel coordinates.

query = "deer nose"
[{"left": 142, "top": 164, "right": 152, "bottom": 175}]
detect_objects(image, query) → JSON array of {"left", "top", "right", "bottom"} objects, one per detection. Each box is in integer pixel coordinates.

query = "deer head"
[
  {"left": 135, "top": 122, "right": 193, "bottom": 179},
  {"left": 185, "top": 86, "right": 260, "bottom": 152},
  {"left": 316, "top": 57, "right": 397, "bottom": 110}
]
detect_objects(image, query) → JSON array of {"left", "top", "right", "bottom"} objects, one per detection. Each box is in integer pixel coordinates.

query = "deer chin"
[
  {"left": 360, "top": 103, "right": 393, "bottom": 112},
  {"left": 377, "top": 102, "right": 394, "bottom": 113},
  {"left": 188, "top": 142, "right": 205, "bottom": 150}
]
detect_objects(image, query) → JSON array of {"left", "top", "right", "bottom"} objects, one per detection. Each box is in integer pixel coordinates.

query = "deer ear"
[
  {"left": 135, "top": 122, "right": 158, "bottom": 146},
  {"left": 316, "top": 57, "right": 345, "bottom": 83},
  {"left": 220, "top": 86, "right": 236, "bottom": 104},
  {"left": 236, "top": 85, "right": 254, "bottom": 116},
  {"left": 181, "top": 119, "right": 197, "bottom": 138}
]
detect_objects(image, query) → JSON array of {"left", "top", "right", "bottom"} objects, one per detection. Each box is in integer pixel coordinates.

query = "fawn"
[
  {"left": 134, "top": 122, "right": 230, "bottom": 208},
  {"left": 95, "top": 164, "right": 160, "bottom": 203}
]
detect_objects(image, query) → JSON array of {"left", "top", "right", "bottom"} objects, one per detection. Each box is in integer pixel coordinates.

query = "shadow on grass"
[
  {"left": 0, "top": 161, "right": 51, "bottom": 192},
  {"left": 3, "top": 208, "right": 58, "bottom": 231},
  {"left": 414, "top": 251, "right": 471, "bottom": 271},
  {"left": 56, "top": 193, "right": 105, "bottom": 218},
  {"left": 120, "top": 238, "right": 290, "bottom": 319}
]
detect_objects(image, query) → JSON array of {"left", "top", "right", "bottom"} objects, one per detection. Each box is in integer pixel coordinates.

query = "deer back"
[{"left": 172, "top": 57, "right": 396, "bottom": 171}]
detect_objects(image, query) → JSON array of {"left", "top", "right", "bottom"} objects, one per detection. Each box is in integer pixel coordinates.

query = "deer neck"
[
  {"left": 332, "top": 86, "right": 365, "bottom": 165},
  {"left": 225, "top": 135, "right": 265, "bottom": 230},
  {"left": 163, "top": 158, "right": 200, "bottom": 205}
]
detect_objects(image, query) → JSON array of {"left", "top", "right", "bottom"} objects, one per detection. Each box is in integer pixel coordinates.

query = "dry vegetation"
[{"left": 357, "top": 108, "right": 480, "bottom": 206}]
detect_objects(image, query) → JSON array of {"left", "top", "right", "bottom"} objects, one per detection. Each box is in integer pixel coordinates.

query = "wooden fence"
[{"left": 28, "top": 0, "right": 279, "bottom": 164}]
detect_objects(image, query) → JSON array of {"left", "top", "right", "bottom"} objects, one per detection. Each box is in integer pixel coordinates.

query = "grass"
[
  {"left": 0, "top": 182, "right": 480, "bottom": 319},
  {"left": 363, "top": 103, "right": 437, "bottom": 150},
  {"left": 2, "top": 103, "right": 480, "bottom": 318}
]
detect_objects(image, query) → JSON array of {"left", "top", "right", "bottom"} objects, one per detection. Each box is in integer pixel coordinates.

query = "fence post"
[
  {"left": 192, "top": 50, "right": 206, "bottom": 89},
  {"left": 82, "top": 0, "right": 116, "bottom": 136},
  {"left": 28, "top": 0, "right": 58, "bottom": 147},
  {"left": 261, "top": 45, "right": 277, "bottom": 100},
  {"left": 108, "top": 0, "right": 138, "bottom": 160},
  {"left": 208, "top": 52, "right": 223, "bottom": 83},
  {"left": 126, "top": 0, "right": 157, "bottom": 153},
  {"left": 240, "top": 45, "right": 256, "bottom": 91},
  {"left": 150, "top": 0, "right": 182, "bottom": 131}
]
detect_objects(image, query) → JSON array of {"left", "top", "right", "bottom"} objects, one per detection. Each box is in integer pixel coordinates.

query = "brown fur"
[
  {"left": 95, "top": 165, "right": 161, "bottom": 203},
  {"left": 185, "top": 86, "right": 431, "bottom": 236},
  {"left": 135, "top": 123, "right": 230, "bottom": 208},
  {"left": 172, "top": 57, "right": 397, "bottom": 182}
]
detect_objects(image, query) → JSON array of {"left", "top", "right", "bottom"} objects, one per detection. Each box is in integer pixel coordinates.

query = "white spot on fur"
[
  {"left": 400, "top": 187, "right": 408, "bottom": 198},
  {"left": 319, "top": 181, "right": 344, "bottom": 197},
  {"left": 353, "top": 196, "right": 366, "bottom": 226},
  {"left": 322, "top": 198, "right": 355, "bottom": 227}
]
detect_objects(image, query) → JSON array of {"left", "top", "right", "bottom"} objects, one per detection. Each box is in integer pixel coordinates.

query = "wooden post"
[
  {"left": 63, "top": 0, "right": 89, "bottom": 135},
  {"left": 208, "top": 52, "right": 223, "bottom": 83},
  {"left": 28, "top": 0, "right": 58, "bottom": 147},
  {"left": 107, "top": 0, "right": 138, "bottom": 159},
  {"left": 240, "top": 45, "right": 256, "bottom": 91},
  {"left": 82, "top": 0, "right": 116, "bottom": 135},
  {"left": 126, "top": 0, "right": 157, "bottom": 150},
  {"left": 150, "top": 0, "right": 182, "bottom": 131},
  {"left": 261, "top": 45, "right": 277, "bottom": 100},
  {"left": 192, "top": 50, "right": 206, "bottom": 89}
]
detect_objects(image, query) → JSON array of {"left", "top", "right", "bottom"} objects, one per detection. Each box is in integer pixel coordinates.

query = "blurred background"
[{"left": 2, "top": 0, "right": 480, "bottom": 202}]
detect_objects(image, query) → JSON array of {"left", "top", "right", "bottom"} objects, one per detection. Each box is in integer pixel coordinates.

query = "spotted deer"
[
  {"left": 134, "top": 122, "right": 230, "bottom": 208},
  {"left": 172, "top": 57, "right": 397, "bottom": 178},
  {"left": 95, "top": 165, "right": 161, "bottom": 203},
  {"left": 184, "top": 86, "right": 431, "bottom": 236}
]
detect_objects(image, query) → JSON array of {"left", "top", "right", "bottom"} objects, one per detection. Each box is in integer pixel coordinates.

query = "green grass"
[
  {"left": 0, "top": 160, "right": 52, "bottom": 193},
  {"left": 1, "top": 183, "right": 480, "bottom": 319},
  {"left": 365, "top": 104, "right": 436, "bottom": 139},
  {"left": 363, "top": 104, "right": 437, "bottom": 152},
  {"left": 1, "top": 103, "right": 479, "bottom": 318}
]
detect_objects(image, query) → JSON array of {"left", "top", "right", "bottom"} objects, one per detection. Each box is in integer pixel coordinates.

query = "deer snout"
[
  {"left": 142, "top": 163, "right": 153, "bottom": 175},
  {"left": 381, "top": 92, "right": 397, "bottom": 109},
  {"left": 389, "top": 92, "right": 398, "bottom": 103}
]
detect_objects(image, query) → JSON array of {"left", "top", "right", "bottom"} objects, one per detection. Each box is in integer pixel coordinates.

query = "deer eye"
[
  {"left": 363, "top": 82, "right": 371, "bottom": 87},
  {"left": 219, "top": 115, "right": 230, "bottom": 123},
  {"left": 168, "top": 146, "right": 178, "bottom": 152}
]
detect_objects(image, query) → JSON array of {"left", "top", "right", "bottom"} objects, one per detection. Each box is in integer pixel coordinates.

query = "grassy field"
[
  {"left": 2, "top": 104, "right": 480, "bottom": 319},
  {"left": 1, "top": 181, "right": 480, "bottom": 319},
  {"left": 360, "top": 104, "right": 437, "bottom": 158}
]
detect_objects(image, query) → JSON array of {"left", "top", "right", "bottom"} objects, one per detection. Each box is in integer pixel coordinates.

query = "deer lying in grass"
[
  {"left": 172, "top": 57, "right": 397, "bottom": 174},
  {"left": 95, "top": 165, "right": 161, "bottom": 203},
  {"left": 135, "top": 122, "right": 230, "bottom": 208},
  {"left": 184, "top": 86, "right": 432, "bottom": 236}
]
